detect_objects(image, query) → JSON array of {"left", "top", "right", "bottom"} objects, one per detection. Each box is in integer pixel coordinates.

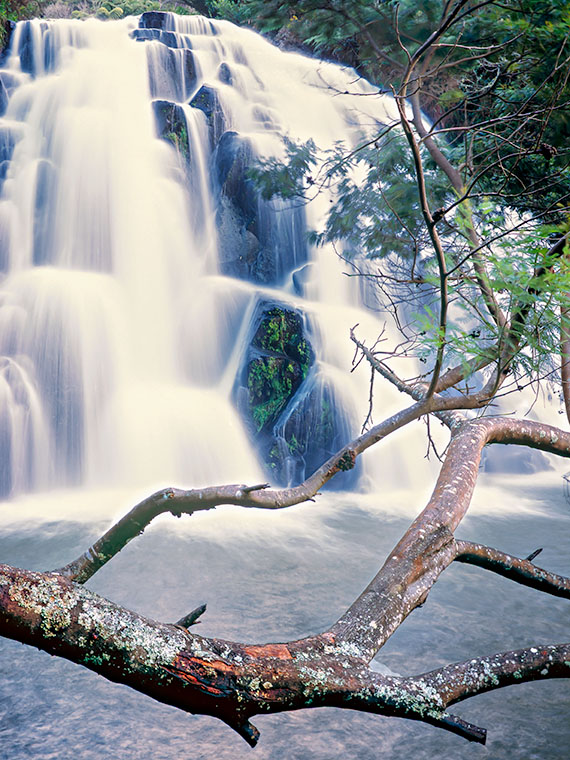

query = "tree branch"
[
  {"left": 455, "top": 541, "right": 570, "bottom": 599},
  {"left": 0, "top": 564, "right": 488, "bottom": 746},
  {"left": 55, "top": 398, "right": 439, "bottom": 583},
  {"left": 419, "top": 643, "right": 570, "bottom": 707},
  {"left": 327, "top": 417, "right": 570, "bottom": 661}
]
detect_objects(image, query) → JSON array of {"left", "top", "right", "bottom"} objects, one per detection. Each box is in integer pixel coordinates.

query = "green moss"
[
  {"left": 247, "top": 356, "right": 302, "bottom": 432},
  {"left": 253, "top": 306, "right": 314, "bottom": 378},
  {"left": 165, "top": 125, "right": 189, "bottom": 160}
]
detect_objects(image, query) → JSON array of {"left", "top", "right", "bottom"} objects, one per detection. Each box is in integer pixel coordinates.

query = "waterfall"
[{"left": 0, "top": 12, "right": 437, "bottom": 503}]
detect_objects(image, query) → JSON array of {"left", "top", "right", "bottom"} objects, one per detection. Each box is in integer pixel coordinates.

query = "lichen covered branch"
[
  {"left": 418, "top": 643, "right": 570, "bottom": 707},
  {"left": 455, "top": 541, "right": 570, "bottom": 598},
  {"left": 0, "top": 565, "right": 487, "bottom": 745}
]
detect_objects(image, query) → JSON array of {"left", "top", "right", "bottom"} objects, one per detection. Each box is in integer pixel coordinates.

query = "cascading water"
[
  {"left": 0, "top": 11, "right": 436, "bottom": 503},
  {"left": 0, "top": 14, "right": 568, "bottom": 760}
]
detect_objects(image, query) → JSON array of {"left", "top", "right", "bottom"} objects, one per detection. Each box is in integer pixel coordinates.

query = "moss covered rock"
[
  {"left": 247, "top": 356, "right": 303, "bottom": 432},
  {"left": 252, "top": 306, "right": 312, "bottom": 375},
  {"left": 238, "top": 302, "right": 314, "bottom": 434}
]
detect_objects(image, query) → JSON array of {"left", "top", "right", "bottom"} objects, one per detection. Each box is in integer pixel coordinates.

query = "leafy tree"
[{"left": 237, "top": 0, "right": 570, "bottom": 413}]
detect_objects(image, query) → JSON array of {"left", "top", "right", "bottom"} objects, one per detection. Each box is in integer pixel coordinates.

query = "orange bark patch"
[
  {"left": 165, "top": 654, "right": 236, "bottom": 697},
  {"left": 243, "top": 643, "right": 292, "bottom": 660}
]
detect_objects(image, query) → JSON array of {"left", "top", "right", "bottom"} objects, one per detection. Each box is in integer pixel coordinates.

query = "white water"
[{"left": 0, "top": 12, "right": 557, "bottom": 512}]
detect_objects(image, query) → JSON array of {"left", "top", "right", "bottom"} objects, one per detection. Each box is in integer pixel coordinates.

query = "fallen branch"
[
  {"left": 2, "top": 414, "right": 568, "bottom": 749},
  {"left": 455, "top": 541, "right": 570, "bottom": 598}
]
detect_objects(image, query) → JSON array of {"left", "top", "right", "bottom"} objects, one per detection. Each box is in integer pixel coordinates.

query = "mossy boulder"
[
  {"left": 247, "top": 356, "right": 304, "bottom": 432},
  {"left": 237, "top": 303, "right": 314, "bottom": 435},
  {"left": 252, "top": 306, "right": 312, "bottom": 373}
]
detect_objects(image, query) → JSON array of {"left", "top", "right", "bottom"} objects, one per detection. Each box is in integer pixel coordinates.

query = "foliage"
[
  {"left": 0, "top": 0, "right": 196, "bottom": 32},
  {"left": 236, "top": 0, "right": 570, "bottom": 219},
  {"left": 239, "top": 0, "right": 570, "bottom": 396},
  {"left": 205, "top": 0, "right": 248, "bottom": 25}
]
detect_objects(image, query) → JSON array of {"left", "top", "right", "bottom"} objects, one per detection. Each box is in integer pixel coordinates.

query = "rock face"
[
  {"left": 147, "top": 46, "right": 196, "bottom": 102},
  {"left": 131, "top": 29, "right": 183, "bottom": 49},
  {"left": 139, "top": 11, "right": 169, "bottom": 30},
  {"left": 152, "top": 99, "right": 190, "bottom": 163},
  {"left": 189, "top": 85, "right": 226, "bottom": 146},
  {"left": 271, "top": 378, "right": 361, "bottom": 488},
  {"left": 17, "top": 21, "right": 35, "bottom": 75},
  {"left": 214, "top": 130, "right": 308, "bottom": 284}
]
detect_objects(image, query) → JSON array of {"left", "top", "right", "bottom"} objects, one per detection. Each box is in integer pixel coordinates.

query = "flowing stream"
[{"left": 0, "top": 13, "right": 568, "bottom": 760}]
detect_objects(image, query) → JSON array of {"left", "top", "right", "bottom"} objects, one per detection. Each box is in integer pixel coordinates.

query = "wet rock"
[
  {"left": 147, "top": 46, "right": 196, "bottom": 102},
  {"left": 292, "top": 263, "right": 314, "bottom": 296},
  {"left": 18, "top": 21, "right": 35, "bottom": 76},
  {"left": 131, "top": 28, "right": 162, "bottom": 43},
  {"left": 140, "top": 11, "right": 170, "bottom": 30},
  {"left": 43, "top": 27, "right": 59, "bottom": 73},
  {"left": 0, "top": 71, "right": 21, "bottom": 95},
  {"left": 152, "top": 99, "right": 190, "bottom": 162},
  {"left": 0, "top": 124, "right": 17, "bottom": 164},
  {"left": 235, "top": 302, "right": 314, "bottom": 436},
  {"left": 216, "top": 196, "right": 258, "bottom": 279},
  {"left": 217, "top": 62, "right": 233, "bottom": 85},
  {"left": 215, "top": 131, "right": 256, "bottom": 223},
  {"left": 189, "top": 84, "right": 225, "bottom": 146},
  {"left": 0, "top": 77, "right": 8, "bottom": 117},
  {"left": 214, "top": 130, "right": 309, "bottom": 284},
  {"left": 270, "top": 378, "right": 361, "bottom": 488},
  {"left": 131, "top": 29, "right": 184, "bottom": 49}
]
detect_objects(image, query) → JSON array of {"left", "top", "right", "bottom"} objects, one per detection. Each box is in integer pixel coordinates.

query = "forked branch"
[{"left": 3, "top": 412, "right": 569, "bottom": 750}]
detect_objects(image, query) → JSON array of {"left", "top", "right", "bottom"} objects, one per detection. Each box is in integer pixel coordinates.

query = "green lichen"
[{"left": 7, "top": 573, "right": 74, "bottom": 638}]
